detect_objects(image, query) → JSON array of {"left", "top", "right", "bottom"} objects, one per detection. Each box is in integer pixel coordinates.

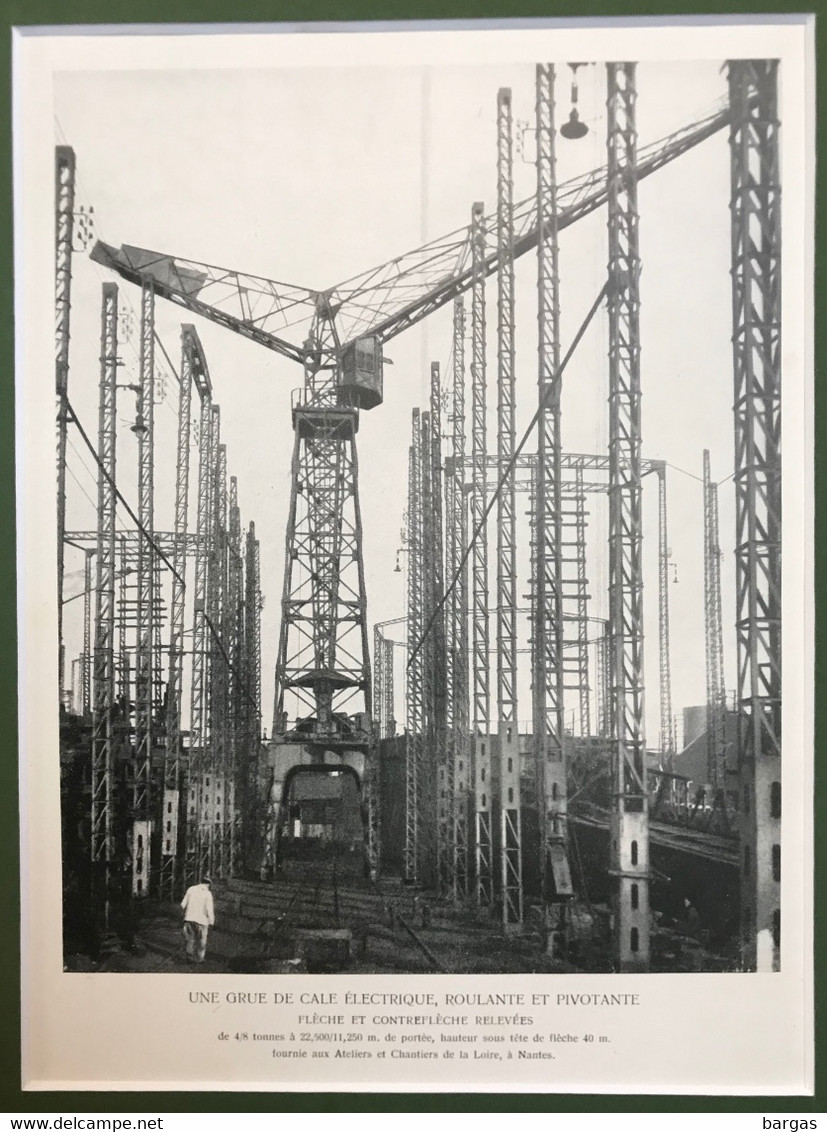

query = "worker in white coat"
[{"left": 181, "top": 876, "right": 215, "bottom": 964}]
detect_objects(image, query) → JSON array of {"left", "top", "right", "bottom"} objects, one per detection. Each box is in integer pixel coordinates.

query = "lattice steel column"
[
  {"left": 185, "top": 381, "right": 213, "bottom": 888},
  {"left": 427, "top": 361, "right": 451, "bottom": 895},
  {"left": 420, "top": 407, "right": 438, "bottom": 887},
  {"left": 606, "top": 62, "right": 649, "bottom": 972},
  {"left": 728, "top": 60, "right": 781, "bottom": 973},
  {"left": 374, "top": 625, "right": 385, "bottom": 739},
  {"left": 656, "top": 463, "right": 676, "bottom": 765},
  {"left": 573, "top": 470, "right": 591, "bottom": 737},
  {"left": 82, "top": 548, "right": 94, "bottom": 717},
  {"left": 160, "top": 327, "right": 198, "bottom": 899},
  {"left": 450, "top": 298, "right": 471, "bottom": 899},
  {"left": 497, "top": 87, "right": 522, "bottom": 929},
  {"left": 405, "top": 413, "right": 424, "bottom": 883},
  {"left": 226, "top": 474, "right": 242, "bottom": 877},
  {"left": 91, "top": 282, "right": 119, "bottom": 927},
  {"left": 382, "top": 638, "right": 395, "bottom": 737},
  {"left": 470, "top": 201, "right": 494, "bottom": 909},
  {"left": 116, "top": 535, "right": 131, "bottom": 707},
  {"left": 534, "top": 63, "right": 570, "bottom": 946},
  {"left": 56, "top": 146, "right": 76, "bottom": 699},
  {"left": 703, "top": 449, "right": 726, "bottom": 788},
  {"left": 242, "top": 521, "right": 262, "bottom": 870},
  {"left": 596, "top": 620, "right": 611, "bottom": 739},
  {"left": 131, "top": 280, "right": 155, "bottom": 899}
]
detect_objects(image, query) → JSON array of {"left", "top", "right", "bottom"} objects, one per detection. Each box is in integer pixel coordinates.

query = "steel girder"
[
  {"left": 703, "top": 449, "right": 727, "bottom": 788},
  {"left": 535, "top": 63, "right": 569, "bottom": 945},
  {"left": 81, "top": 548, "right": 94, "bottom": 717},
  {"left": 470, "top": 202, "right": 494, "bottom": 910},
  {"left": 159, "top": 328, "right": 195, "bottom": 899},
  {"left": 273, "top": 407, "right": 370, "bottom": 733},
  {"left": 405, "top": 412, "right": 424, "bottom": 883},
  {"left": 656, "top": 465, "right": 676, "bottom": 764},
  {"left": 91, "top": 283, "right": 119, "bottom": 928},
  {"left": 427, "top": 362, "right": 452, "bottom": 896},
  {"left": 728, "top": 60, "right": 781, "bottom": 973},
  {"left": 382, "top": 639, "right": 394, "bottom": 738},
  {"left": 450, "top": 298, "right": 471, "bottom": 900},
  {"left": 497, "top": 87, "right": 522, "bottom": 930},
  {"left": 560, "top": 477, "right": 591, "bottom": 738},
  {"left": 607, "top": 62, "right": 649, "bottom": 973},
  {"left": 185, "top": 381, "right": 213, "bottom": 888},
  {"left": 132, "top": 281, "right": 155, "bottom": 898},
  {"left": 56, "top": 147, "right": 76, "bottom": 697}
]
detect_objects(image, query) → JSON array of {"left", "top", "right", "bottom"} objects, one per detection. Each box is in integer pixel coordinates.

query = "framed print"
[{"left": 13, "top": 14, "right": 815, "bottom": 1095}]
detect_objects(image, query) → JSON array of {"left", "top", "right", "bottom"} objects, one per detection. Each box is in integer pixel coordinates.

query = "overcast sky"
[{"left": 56, "top": 56, "right": 742, "bottom": 747}]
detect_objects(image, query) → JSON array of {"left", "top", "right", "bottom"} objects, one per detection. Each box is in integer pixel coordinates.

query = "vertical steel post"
[
  {"left": 405, "top": 413, "right": 424, "bottom": 883},
  {"left": 242, "top": 521, "right": 262, "bottom": 870},
  {"left": 497, "top": 87, "right": 522, "bottom": 929},
  {"left": 56, "top": 147, "right": 76, "bottom": 700},
  {"left": 728, "top": 60, "right": 781, "bottom": 972},
  {"left": 429, "top": 361, "right": 452, "bottom": 895},
  {"left": 573, "top": 469, "right": 591, "bottom": 738},
  {"left": 132, "top": 280, "right": 155, "bottom": 898},
  {"left": 606, "top": 62, "right": 649, "bottom": 972},
  {"left": 420, "top": 407, "right": 437, "bottom": 886},
  {"left": 451, "top": 298, "right": 471, "bottom": 899},
  {"left": 382, "top": 638, "right": 395, "bottom": 737},
  {"left": 703, "top": 449, "right": 726, "bottom": 787},
  {"left": 470, "top": 202, "right": 493, "bottom": 909},
  {"left": 91, "top": 282, "right": 119, "bottom": 928},
  {"left": 185, "top": 382, "right": 213, "bottom": 888},
  {"left": 657, "top": 464, "right": 676, "bottom": 765},
  {"left": 535, "top": 63, "right": 569, "bottom": 946},
  {"left": 160, "top": 328, "right": 195, "bottom": 900},
  {"left": 374, "top": 625, "right": 385, "bottom": 739},
  {"left": 82, "top": 548, "right": 94, "bottom": 717}
]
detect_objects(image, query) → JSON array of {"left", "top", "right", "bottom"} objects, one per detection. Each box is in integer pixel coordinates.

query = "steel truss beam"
[
  {"left": 534, "top": 63, "right": 570, "bottom": 949},
  {"left": 91, "top": 283, "right": 119, "bottom": 927},
  {"left": 405, "top": 411, "right": 424, "bottom": 883},
  {"left": 703, "top": 449, "right": 727, "bottom": 788},
  {"left": 560, "top": 476, "right": 591, "bottom": 738},
  {"left": 132, "top": 280, "right": 155, "bottom": 899},
  {"left": 656, "top": 464, "right": 676, "bottom": 765},
  {"left": 728, "top": 60, "right": 781, "bottom": 973},
  {"left": 497, "top": 87, "right": 522, "bottom": 930},
  {"left": 160, "top": 327, "right": 198, "bottom": 900},
  {"left": 449, "top": 299, "right": 471, "bottom": 900},
  {"left": 470, "top": 202, "right": 494, "bottom": 910},
  {"left": 607, "top": 62, "right": 649, "bottom": 972},
  {"left": 56, "top": 147, "right": 76, "bottom": 699},
  {"left": 185, "top": 377, "right": 213, "bottom": 888}
]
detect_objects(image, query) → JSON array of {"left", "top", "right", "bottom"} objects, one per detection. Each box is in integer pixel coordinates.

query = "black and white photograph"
[{"left": 16, "top": 18, "right": 813, "bottom": 1092}]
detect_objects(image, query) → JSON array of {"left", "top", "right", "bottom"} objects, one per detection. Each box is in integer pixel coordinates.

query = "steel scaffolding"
[
  {"left": 496, "top": 87, "right": 522, "bottom": 930},
  {"left": 131, "top": 280, "right": 155, "bottom": 899},
  {"left": 91, "top": 282, "right": 119, "bottom": 926},
  {"left": 470, "top": 201, "right": 494, "bottom": 910},
  {"left": 534, "top": 63, "right": 570, "bottom": 947},
  {"left": 656, "top": 463, "right": 676, "bottom": 764},
  {"left": 607, "top": 62, "right": 649, "bottom": 972},
  {"left": 728, "top": 59, "right": 781, "bottom": 973},
  {"left": 450, "top": 298, "right": 470, "bottom": 900},
  {"left": 56, "top": 146, "right": 76, "bottom": 697},
  {"left": 703, "top": 448, "right": 726, "bottom": 788},
  {"left": 405, "top": 410, "right": 424, "bottom": 884}
]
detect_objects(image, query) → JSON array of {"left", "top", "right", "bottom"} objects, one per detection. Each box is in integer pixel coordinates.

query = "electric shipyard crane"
[{"left": 91, "top": 94, "right": 735, "bottom": 874}]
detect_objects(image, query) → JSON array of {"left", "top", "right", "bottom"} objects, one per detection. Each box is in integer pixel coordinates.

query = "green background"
[{"left": 0, "top": 0, "right": 821, "bottom": 1114}]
